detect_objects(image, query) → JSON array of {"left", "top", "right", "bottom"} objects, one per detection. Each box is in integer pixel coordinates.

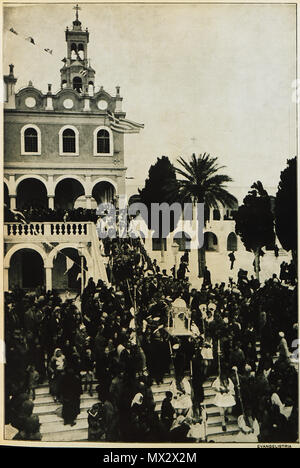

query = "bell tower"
[{"left": 60, "top": 4, "right": 95, "bottom": 93}]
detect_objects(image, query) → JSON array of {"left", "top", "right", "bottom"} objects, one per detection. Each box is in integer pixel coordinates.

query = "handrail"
[{"left": 4, "top": 221, "right": 93, "bottom": 237}]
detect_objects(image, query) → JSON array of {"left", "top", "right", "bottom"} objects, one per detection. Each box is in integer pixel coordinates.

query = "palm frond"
[{"left": 174, "top": 152, "right": 236, "bottom": 208}]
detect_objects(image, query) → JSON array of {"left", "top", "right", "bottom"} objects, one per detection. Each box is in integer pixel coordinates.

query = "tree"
[
  {"left": 275, "top": 157, "right": 297, "bottom": 264},
  {"left": 139, "top": 156, "right": 180, "bottom": 259},
  {"left": 173, "top": 153, "right": 237, "bottom": 277},
  {"left": 235, "top": 181, "right": 275, "bottom": 281}
]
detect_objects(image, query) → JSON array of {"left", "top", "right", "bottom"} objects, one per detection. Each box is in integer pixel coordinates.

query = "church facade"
[{"left": 3, "top": 8, "right": 143, "bottom": 292}]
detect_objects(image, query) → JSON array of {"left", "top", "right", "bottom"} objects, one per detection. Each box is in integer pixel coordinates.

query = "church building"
[{"left": 3, "top": 6, "right": 143, "bottom": 292}]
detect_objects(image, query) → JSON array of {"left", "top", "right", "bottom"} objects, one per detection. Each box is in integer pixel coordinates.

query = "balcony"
[
  {"left": 3, "top": 221, "right": 108, "bottom": 291},
  {"left": 4, "top": 221, "right": 92, "bottom": 243}
]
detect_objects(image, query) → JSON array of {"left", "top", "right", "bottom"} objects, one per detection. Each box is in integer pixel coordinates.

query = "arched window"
[
  {"left": 93, "top": 127, "right": 113, "bottom": 156},
  {"left": 73, "top": 76, "right": 82, "bottom": 93},
  {"left": 21, "top": 124, "right": 41, "bottom": 155},
  {"left": 204, "top": 232, "right": 219, "bottom": 252},
  {"left": 97, "top": 129, "right": 110, "bottom": 154},
  {"left": 227, "top": 232, "right": 238, "bottom": 251},
  {"left": 63, "top": 128, "right": 76, "bottom": 153},
  {"left": 59, "top": 126, "right": 79, "bottom": 155},
  {"left": 78, "top": 43, "right": 84, "bottom": 60},
  {"left": 24, "top": 127, "right": 38, "bottom": 152}
]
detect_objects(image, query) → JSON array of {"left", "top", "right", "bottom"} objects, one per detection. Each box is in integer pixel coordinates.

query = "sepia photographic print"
[{"left": 1, "top": 0, "right": 299, "bottom": 451}]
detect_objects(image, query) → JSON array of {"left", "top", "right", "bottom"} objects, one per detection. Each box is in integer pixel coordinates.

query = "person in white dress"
[
  {"left": 212, "top": 371, "right": 236, "bottom": 432},
  {"left": 169, "top": 376, "right": 193, "bottom": 417},
  {"left": 235, "top": 411, "right": 260, "bottom": 443}
]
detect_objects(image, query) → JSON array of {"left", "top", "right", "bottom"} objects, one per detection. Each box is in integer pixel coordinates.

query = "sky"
[{"left": 2, "top": 2, "right": 297, "bottom": 202}]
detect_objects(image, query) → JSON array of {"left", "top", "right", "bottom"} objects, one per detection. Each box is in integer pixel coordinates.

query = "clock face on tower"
[
  {"left": 63, "top": 98, "right": 74, "bottom": 109},
  {"left": 97, "top": 99, "right": 108, "bottom": 110}
]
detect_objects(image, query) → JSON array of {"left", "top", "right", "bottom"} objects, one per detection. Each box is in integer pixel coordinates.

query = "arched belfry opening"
[{"left": 73, "top": 76, "right": 82, "bottom": 92}]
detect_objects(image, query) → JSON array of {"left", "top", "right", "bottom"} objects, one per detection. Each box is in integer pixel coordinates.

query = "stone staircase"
[
  {"left": 33, "top": 373, "right": 240, "bottom": 442},
  {"left": 152, "top": 375, "right": 239, "bottom": 441},
  {"left": 33, "top": 384, "right": 99, "bottom": 442},
  {"left": 32, "top": 343, "right": 263, "bottom": 442}
]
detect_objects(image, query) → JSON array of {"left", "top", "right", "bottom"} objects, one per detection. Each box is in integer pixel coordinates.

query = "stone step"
[
  {"left": 206, "top": 414, "right": 236, "bottom": 427},
  {"left": 34, "top": 392, "right": 96, "bottom": 407},
  {"left": 42, "top": 428, "right": 88, "bottom": 442},
  {"left": 39, "top": 410, "right": 88, "bottom": 425},
  {"left": 36, "top": 384, "right": 98, "bottom": 396},
  {"left": 206, "top": 423, "right": 239, "bottom": 437},
  {"left": 33, "top": 397, "right": 100, "bottom": 416},
  {"left": 40, "top": 417, "right": 88, "bottom": 435}
]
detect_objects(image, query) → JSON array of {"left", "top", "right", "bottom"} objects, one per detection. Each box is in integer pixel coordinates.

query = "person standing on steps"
[
  {"left": 60, "top": 366, "right": 82, "bottom": 427},
  {"left": 212, "top": 369, "right": 236, "bottom": 432},
  {"left": 161, "top": 391, "right": 175, "bottom": 432}
]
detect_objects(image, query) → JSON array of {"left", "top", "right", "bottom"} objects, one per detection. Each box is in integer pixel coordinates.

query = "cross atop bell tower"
[
  {"left": 60, "top": 4, "right": 95, "bottom": 93},
  {"left": 73, "top": 4, "right": 81, "bottom": 23}
]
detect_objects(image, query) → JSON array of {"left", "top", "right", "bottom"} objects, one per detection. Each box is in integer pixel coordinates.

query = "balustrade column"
[
  {"left": 9, "top": 195, "right": 16, "bottom": 210},
  {"left": 45, "top": 267, "right": 53, "bottom": 292},
  {"left": 48, "top": 195, "right": 55, "bottom": 210},
  {"left": 4, "top": 267, "right": 9, "bottom": 292},
  {"left": 86, "top": 195, "right": 92, "bottom": 210}
]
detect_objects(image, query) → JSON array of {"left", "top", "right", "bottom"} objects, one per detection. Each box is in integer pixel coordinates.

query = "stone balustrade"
[{"left": 4, "top": 222, "right": 90, "bottom": 239}]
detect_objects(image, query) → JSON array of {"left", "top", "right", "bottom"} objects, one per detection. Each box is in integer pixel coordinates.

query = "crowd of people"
[
  {"left": 5, "top": 234, "right": 298, "bottom": 443},
  {"left": 280, "top": 261, "right": 297, "bottom": 286},
  {"left": 4, "top": 205, "right": 99, "bottom": 224}
]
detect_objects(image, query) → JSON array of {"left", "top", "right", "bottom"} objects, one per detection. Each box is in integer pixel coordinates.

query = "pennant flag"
[
  {"left": 25, "top": 36, "right": 35, "bottom": 45},
  {"left": 9, "top": 27, "right": 18, "bottom": 35},
  {"left": 79, "top": 69, "right": 88, "bottom": 77},
  {"left": 64, "top": 257, "right": 74, "bottom": 275},
  {"left": 44, "top": 48, "right": 53, "bottom": 55}
]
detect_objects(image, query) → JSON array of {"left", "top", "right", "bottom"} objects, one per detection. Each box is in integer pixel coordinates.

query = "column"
[
  {"left": 9, "top": 195, "right": 16, "bottom": 210},
  {"left": 45, "top": 96, "right": 53, "bottom": 111},
  {"left": 45, "top": 267, "right": 52, "bottom": 292},
  {"left": 48, "top": 195, "right": 54, "bottom": 210},
  {"left": 83, "top": 98, "right": 90, "bottom": 111},
  {"left": 4, "top": 267, "right": 9, "bottom": 292},
  {"left": 86, "top": 195, "right": 92, "bottom": 209}
]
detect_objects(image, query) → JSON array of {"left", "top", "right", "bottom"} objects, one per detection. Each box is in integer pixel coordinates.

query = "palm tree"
[{"left": 173, "top": 153, "right": 237, "bottom": 277}]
